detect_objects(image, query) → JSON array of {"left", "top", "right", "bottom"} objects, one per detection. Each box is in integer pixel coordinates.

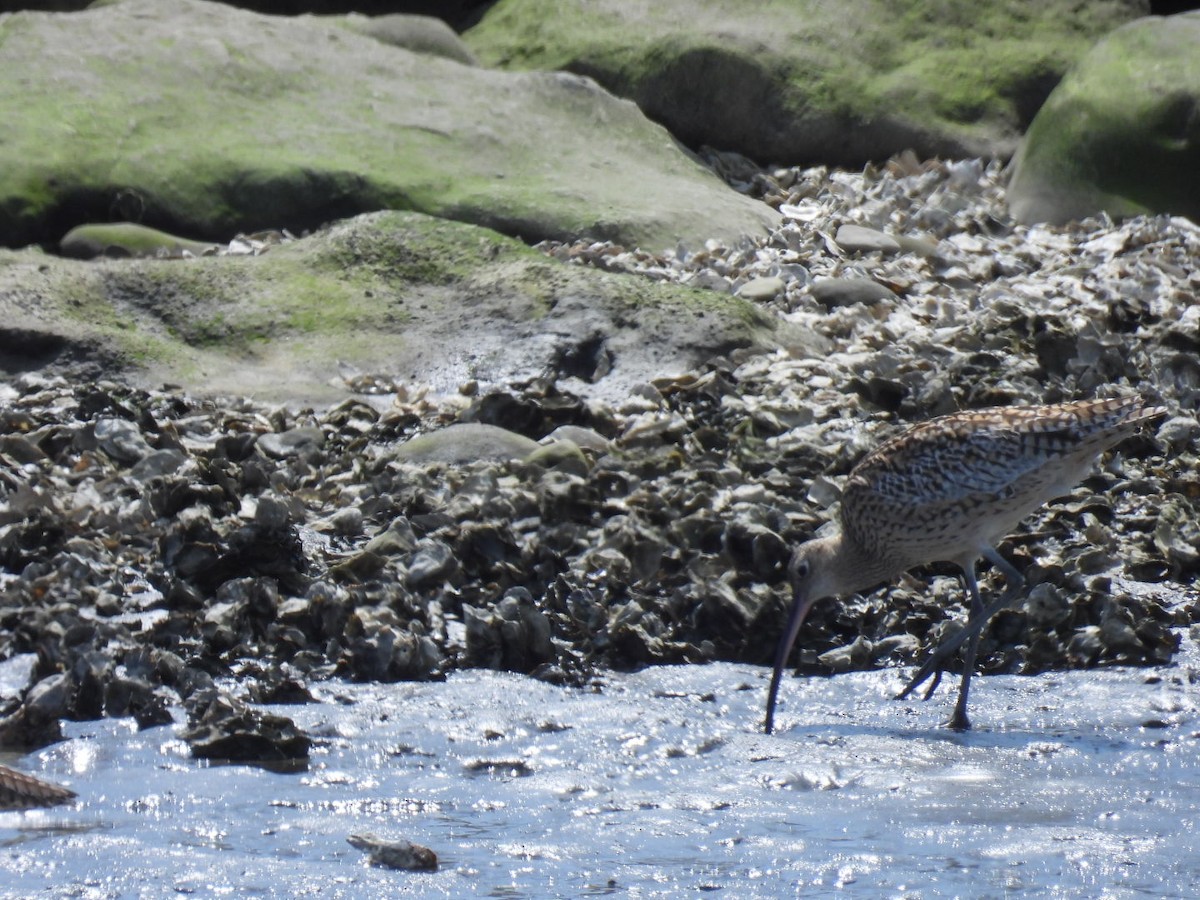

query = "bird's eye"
[{"left": 793, "top": 559, "right": 810, "bottom": 579}]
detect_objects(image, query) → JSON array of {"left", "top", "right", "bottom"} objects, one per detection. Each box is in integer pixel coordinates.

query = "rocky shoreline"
[{"left": 2, "top": 155, "right": 1198, "bottom": 770}]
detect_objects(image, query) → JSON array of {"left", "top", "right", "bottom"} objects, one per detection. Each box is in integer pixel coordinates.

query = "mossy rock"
[
  {"left": 1007, "top": 12, "right": 1200, "bottom": 225},
  {"left": 0, "top": 210, "right": 776, "bottom": 404},
  {"left": 0, "top": 0, "right": 776, "bottom": 251},
  {"left": 465, "top": 0, "right": 1144, "bottom": 166},
  {"left": 59, "top": 222, "right": 218, "bottom": 259}
]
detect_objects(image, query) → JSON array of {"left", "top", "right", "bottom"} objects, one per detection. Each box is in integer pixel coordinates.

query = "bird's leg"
[
  {"left": 920, "top": 667, "right": 943, "bottom": 700},
  {"left": 896, "top": 548, "right": 1026, "bottom": 703},
  {"left": 947, "top": 565, "right": 985, "bottom": 730}
]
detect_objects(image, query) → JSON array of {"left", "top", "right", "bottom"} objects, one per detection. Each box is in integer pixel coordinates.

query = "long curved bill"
[{"left": 763, "top": 583, "right": 817, "bottom": 734}]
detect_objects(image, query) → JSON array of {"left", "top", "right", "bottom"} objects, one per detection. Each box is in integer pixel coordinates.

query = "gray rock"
[
  {"left": 182, "top": 690, "right": 311, "bottom": 762},
  {"left": 94, "top": 417, "right": 152, "bottom": 463},
  {"left": 523, "top": 440, "right": 589, "bottom": 475},
  {"left": 834, "top": 224, "right": 901, "bottom": 255},
  {"left": 257, "top": 428, "right": 325, "bottom": 460},
  {"left": 542, "top": 425, "right": 612, "bottom": 454},
  {"left": 736, "top": 276, "right": 785, "bottom": 301},
  {"left": 892, "top": 234, "right": 941, "bottom": 258},
  {"left": 1156, "top": 415, "right": 1200, "bottom": 453},
  {"left": 0, "top": 0, "right": 777, "bottom": 251},
  {"left": 817, "top": 636, "right": 874, "bottom": 673},
  {"left": 0, "top": 212, "right": 776, "bottom": 406},
  {"left": 465, "top": 587, "right": 554, "bottom": 672},
  {"left": 810, "top": 278, "right": 897, "bottom": 308},
  {"left": 406, "top": 539, "right": 459, "bottom": 589},
  {"left": 0, "top": 674, "right": 70, "bottom": 750},
  {"left": 130, "top": 449, "right": 190, "bottom": 480},
  {"left": 1008, "top": 12, "right": 1200, "bottom": 225},
  {"left": 394, "top": 423, "right": 541, "bottom": 465},
  {"left": 467, "top": 0, "right": 1144, "bottom": 166},
  {"left": 347, "top": 833, "right": 438, "bottom": 871}
]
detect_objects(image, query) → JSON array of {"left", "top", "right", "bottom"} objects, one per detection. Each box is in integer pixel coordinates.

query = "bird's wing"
[
  {"left": 835, "top": 398, "right": 1164, "bottom": 560},
  {"left": 849, "top": 418, "right": 1068, "bottom": 505}
]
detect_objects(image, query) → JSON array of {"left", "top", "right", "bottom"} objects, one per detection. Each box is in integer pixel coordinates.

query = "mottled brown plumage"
[
  {"left": 0, "top": 763, "right": 76, "bottom": 810},
  {"left": 764, "top": 396, "right": 1166, "bottom": 734}
]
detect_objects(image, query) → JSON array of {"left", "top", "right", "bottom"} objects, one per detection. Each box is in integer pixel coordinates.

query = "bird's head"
[{"left": 763, "top": 535, "right": 844, "bottom": 734}]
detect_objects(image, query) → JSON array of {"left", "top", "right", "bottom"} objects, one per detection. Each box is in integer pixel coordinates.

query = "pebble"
[
  {"left": 347, "top": 833, "right": 438, "bottom": 871},
  {"left": 834, "top": 223, "right": 901, "bottom": 254},
  {"left": 392, "top": 422, "right": 540, "bottom": 463},
  {"left": 809, "top": 277, "right": 897, "bottom": 308},
  {"left": 736, "top": 275, "right": 785, "bottom": 300}
]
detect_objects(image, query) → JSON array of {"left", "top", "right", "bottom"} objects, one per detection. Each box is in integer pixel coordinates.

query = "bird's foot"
[
  {"left": 896, "top": 655, "right": 946, "bottom": 700},
  {"left": 945, "top": 709, "right": 971, "bottom": 731}
]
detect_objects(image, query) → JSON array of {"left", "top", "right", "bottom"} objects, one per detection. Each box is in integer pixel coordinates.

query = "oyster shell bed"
[{"left": 3, "top": 155, "right": 1200, "bottom": 754}]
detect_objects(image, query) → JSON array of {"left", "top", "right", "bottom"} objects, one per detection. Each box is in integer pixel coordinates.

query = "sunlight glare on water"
[{"left": 1, "top": 635, "right": 1198, "bottom": 897}]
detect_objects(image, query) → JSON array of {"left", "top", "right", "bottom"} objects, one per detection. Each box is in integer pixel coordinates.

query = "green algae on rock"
[
  {"left": 1008, "top": 12, "right": 1200, "bottom": 225},
  {"left": 0, "top": 0, "right": 776, "bottom": 251},
  {"left": 59, "top": 222, "right": 219, "bottom": 260},
  {"left": 0, "top": 211, "right": 776, "bottom": 405},
  {"left": 465, "top": 0, "right": 1145, "bottom": 166}
]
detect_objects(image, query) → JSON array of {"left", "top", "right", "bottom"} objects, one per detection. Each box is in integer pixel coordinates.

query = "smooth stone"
[
  {"left": 393, "top": 423, "right": 541, "bottom": 464},
  {"left": 339, "top": 13, "right": 479, "bottom": 66},
  {"left": 834, "top": 224, "right": 901, "bottom": 255},
  {"left": 817, "top": 635, "right": 874, "bottom": 672},
  {"left": 736, "top": 276, "right": 785, "bottom": 301},
  {"left": 810, "top": 277, "right": 897, "bottom": 308},
  {"left": 466, "top": 1, "right": 1141, "bottom": 166},
  {"left": 542, "top": 425, "right": 612, "bottom": 453},
  {"left": 1, "top": 0, "right": 778, "bottom": 251},
  {"left": 893, "top": 234, "right": 941, "bottom": 257},
  {"left": 59, "top": 223, "right": 218, "bottom": 260},
  {"left": 524, "top": 440, "right": 589, "bottom": 475}
]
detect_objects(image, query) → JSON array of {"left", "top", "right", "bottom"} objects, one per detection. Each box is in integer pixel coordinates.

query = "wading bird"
[{"left": 764, "top": 395, "right": 1166, "bottom": 734}]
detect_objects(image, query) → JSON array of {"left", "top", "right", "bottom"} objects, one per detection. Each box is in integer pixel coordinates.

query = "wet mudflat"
[{"left": 3, "top": 628, "right": 1197, "bottom": 899}]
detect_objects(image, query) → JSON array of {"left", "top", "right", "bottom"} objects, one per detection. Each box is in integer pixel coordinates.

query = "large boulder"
[
  {"left": 0, "top": 0, "right": 777, "bottom": 251},
  {"left": 1007, "top": 12, "right": 1200, "bottom": 226},
  {"left": 0, "top": 210, "right": 776, "bottom": 404},
  {"left": 465, "top": 0, "right": 1147, "bottom": 167}
]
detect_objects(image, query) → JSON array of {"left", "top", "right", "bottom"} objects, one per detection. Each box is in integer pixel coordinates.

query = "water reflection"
[{"left": 0, "top": 636, "right": 1196, "bottom": 897}]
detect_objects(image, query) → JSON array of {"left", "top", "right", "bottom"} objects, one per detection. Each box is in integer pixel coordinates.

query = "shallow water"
[{"left": 3, "top": 634, "right": 1198, "bottom": 899}]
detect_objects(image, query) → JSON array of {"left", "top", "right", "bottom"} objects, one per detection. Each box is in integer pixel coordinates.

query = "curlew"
[{"left": 764, "top": 395, "right": 1166, "bottom": 734}]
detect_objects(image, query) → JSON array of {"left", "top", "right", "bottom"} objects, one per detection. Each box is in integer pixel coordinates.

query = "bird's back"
[{"left": 838, "top": 396, "right": 1166, "bottom": 568}]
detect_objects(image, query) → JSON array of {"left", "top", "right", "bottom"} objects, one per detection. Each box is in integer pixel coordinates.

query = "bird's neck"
[{"left": 813, "top": 531, "right": 902, "bottom": 599}]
